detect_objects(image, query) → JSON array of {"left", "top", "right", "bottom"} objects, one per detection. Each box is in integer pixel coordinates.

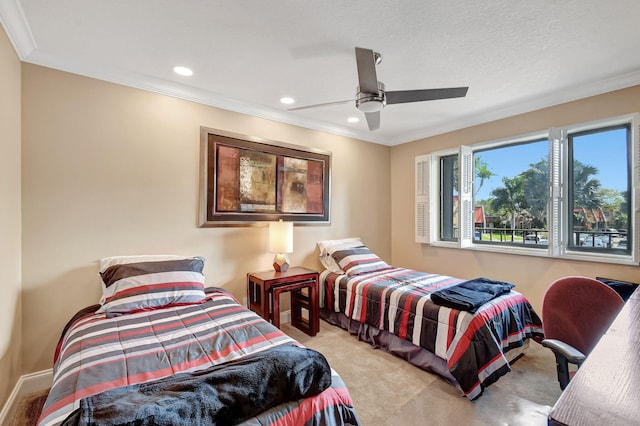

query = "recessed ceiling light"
[
  {"left": 173, "top": 66, "right": 193, "bottom": 76},
  {"left": 280, "top": 97, "right": 295, "bottom": 105},
  {"left": 347, "top": 117, "right": 360, "bottom": 123}
]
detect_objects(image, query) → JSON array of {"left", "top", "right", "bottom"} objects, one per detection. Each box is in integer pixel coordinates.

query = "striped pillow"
[
  {"left": 330, "top": 246, "right": 392, "bottom": 276},
  {"left": 98, "top": 257, "right": 206, "bottom": 314},
  {"left": 317, "top": 238, "right": 363, "bottom": 273}
]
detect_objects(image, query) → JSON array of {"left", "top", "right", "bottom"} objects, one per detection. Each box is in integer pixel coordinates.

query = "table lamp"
[{"left": 269, "top": 219, "right": 293, "bottom": 272}]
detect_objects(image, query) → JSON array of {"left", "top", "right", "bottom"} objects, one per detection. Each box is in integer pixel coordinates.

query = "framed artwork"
[{"left": 198, "top": 127, "right": 331, "bottom": 226}]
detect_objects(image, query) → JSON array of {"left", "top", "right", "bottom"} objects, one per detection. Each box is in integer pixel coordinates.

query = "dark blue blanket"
[
  {"left": 430, "top": 277, "right": 515, "bottom": 312},
  {"left": 61, "top": 344, "right": 332, "bottom": 426}
]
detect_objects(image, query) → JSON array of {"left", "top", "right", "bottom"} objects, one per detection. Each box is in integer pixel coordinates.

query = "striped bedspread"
[
  {"left": 320, "top": 268, "right": 544, "bottom": 400},
  {"left": 38, "top": 289, "right": 359, "bottom": 426}
]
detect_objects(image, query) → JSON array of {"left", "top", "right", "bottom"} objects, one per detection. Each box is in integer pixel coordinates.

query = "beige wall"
[
  {"left": 0, "top": 25, "right": 22, "bottom": 407},
  {"left": 391, "top": 86, "right": 640, "bottom": 313},
  {"left": 20, "top": 63, "right": 391, "bottom": 373}
]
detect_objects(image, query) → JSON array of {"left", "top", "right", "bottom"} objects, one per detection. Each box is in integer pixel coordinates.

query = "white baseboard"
[
  {"left": 0, "top": 369, "right": 52, "bottom": 425},
  {"left": 281, "top": 309, "right": 291, "bottom": 324}
]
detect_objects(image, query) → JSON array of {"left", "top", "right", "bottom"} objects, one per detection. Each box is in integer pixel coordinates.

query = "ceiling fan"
[{"left": 289, "top": 47, "right": 469, "bottom": 131}]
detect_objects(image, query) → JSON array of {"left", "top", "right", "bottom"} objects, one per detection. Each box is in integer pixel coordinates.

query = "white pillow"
[{"left": 316, "top": 238, "right": 363, "bottom": 272}]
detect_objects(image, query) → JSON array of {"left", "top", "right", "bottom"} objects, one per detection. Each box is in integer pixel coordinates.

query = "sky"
[{"left": 473, "top": 128, "right": 628, "bottom": 201}]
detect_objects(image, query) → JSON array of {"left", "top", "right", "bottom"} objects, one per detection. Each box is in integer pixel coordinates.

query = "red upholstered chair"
[{"left": 541, "top": 276, "right": 624, "bottom": 390}]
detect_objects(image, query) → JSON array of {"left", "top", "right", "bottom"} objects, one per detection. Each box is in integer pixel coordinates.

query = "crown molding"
[{"left": 0, "top": 0, "right": 36, "bottom": 59}]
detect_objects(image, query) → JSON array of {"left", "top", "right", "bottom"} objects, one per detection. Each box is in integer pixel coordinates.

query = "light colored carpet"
[{"left": 281, "top": 320, "right": 562, "bottom": 426}]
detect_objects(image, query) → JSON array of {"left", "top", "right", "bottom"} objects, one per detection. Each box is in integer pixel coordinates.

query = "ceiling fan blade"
[
  {"left": 365, "top": 111, "right": 380, "bottom": 131},
  {"left": 355, "top": 47, "right": 380, "bottom": 94},
  {"left": 386, "top": 87, "right": 469, "bottom": 104},
  {"left": 287, "top": 99, "right": 353, "bottom": 111}
]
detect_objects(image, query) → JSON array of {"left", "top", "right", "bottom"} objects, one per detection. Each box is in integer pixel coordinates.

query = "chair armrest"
[{"left": 542, "top": 338, "right": 586, "bottom": 365}]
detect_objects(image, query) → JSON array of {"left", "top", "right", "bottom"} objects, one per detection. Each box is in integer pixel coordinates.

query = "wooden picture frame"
[{"left": 198, "top": 127, "right": 331, "bottom": 226}]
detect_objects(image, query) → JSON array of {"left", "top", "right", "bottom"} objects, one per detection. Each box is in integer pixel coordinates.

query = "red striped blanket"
[
  {"left": 38, "top": 288, "right": 360, "bottom": 426},
  {"left": 320, "top": 268, "right": 544, "bottom": 399}
]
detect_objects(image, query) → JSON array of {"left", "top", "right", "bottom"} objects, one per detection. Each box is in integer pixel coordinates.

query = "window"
[
  {"left": 474, "top": 138, "right": 549, "bottom": 247},
  {"left": 416, "top": 114, "right": 639, "bottom": 264},
  {"left": 568, "top": 125, "right": 631, "bottom": 254}
]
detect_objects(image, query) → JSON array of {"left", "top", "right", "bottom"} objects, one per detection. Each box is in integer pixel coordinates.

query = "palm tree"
[
  {"left": 474, "top": 156, "right": 495, "bottom": 200},
  {"left": 490, "top": 175, "right": 528, "bottom": 229},
  {"left": 572, "top": 160, "right": 604, "bottom": 228},
  {"left": 521, "top": 158, "right": 549, "bottom": 226}
]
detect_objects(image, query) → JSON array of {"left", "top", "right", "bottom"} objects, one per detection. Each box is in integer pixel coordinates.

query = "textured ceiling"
[{"left": 2, "top": 0, "right": 640, "bottom": 145}]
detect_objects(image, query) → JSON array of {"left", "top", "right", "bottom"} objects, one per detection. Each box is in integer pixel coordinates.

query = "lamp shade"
[{"left": 269, "top": 220, "right": 293, "bottom": 254}]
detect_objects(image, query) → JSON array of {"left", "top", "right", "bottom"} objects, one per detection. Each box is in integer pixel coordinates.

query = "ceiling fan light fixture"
[
  {"left": 356, "top": 82, "right": 386, "bottom": 113},
  {"left": 356, "top": 98, "right": 384, "bottom": 113}
]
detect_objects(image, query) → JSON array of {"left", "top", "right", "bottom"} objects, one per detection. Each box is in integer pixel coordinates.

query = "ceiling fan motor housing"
[{"left": 356, "top": 82, "right": 386, "bottom": 113}]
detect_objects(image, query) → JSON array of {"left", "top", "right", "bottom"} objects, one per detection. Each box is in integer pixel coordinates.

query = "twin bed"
[
  {"left": 317, "top": 238, "right": 545, "bottom": 400},
  {"left": 37, "top": 255, "right": 360, "bottom": 426},
  {"left": 38, "top": 243, "right": 544, "bottom": 425}
]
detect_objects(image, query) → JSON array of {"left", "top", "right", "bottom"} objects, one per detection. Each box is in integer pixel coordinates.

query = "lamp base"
[{"left": 273, "top": 253, "right": 290, "bottom": 272}]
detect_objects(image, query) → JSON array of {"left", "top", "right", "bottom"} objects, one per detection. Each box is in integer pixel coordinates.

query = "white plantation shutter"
[
  {"left": 459, "top": 146, "right": 473, "bottom": 248},
  {"left": 633, "top": 118, "right": 640, "bottom": 263},
  {"left": 548, "top": 128, "right": 563, "bottom": 257},
  {"left": 415, "top": 154, "right": 431, "bottom": 243}
]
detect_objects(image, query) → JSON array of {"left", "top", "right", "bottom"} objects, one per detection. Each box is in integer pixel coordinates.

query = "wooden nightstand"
[{"left": 247, "top": 266, "right": 319, "bottom": 336}]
